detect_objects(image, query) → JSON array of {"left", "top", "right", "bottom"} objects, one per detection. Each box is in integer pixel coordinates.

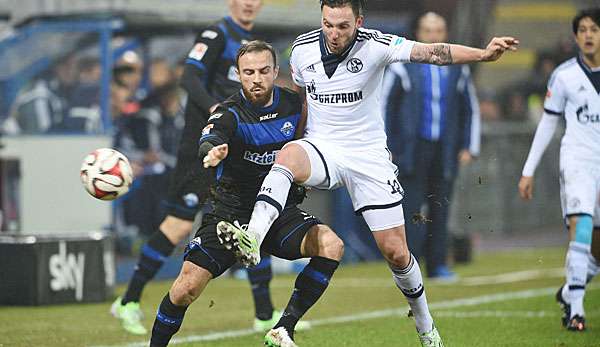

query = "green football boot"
[
  {"left": 216, "top": 220, "right": 261, "bottom": 266},
  {"left": 418, "top": 325, "right": 444, "bottom": 347},
  {"left": 110, "top": 297, "right": 147, "bottom": 335}
]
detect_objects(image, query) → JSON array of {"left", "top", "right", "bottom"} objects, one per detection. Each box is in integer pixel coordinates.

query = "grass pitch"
[{"left": 1, "top": 247, "right": 599, "bottom": 346}]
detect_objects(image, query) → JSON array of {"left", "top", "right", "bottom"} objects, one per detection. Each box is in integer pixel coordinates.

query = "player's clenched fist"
[
  {"left": 482, "top": 37, "right": 519, "bottom": 62},
  {"left": 203, "top": 144, "right": 229, "bottom": 168},
  {"left": 518, "top": 175, "right": 534, "bottom": 200}
]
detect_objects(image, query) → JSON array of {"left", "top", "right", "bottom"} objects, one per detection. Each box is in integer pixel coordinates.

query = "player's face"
[
  {"left": 322, "top": 5, "right": 363, "bottom": 55},
  {"left": 237, "top": 50, "right": 279, "bottom": 107},
  {"left": 575, "top": 17, "right": 600, "bottom": 57},
  {"left": 416, "top": 16, "right": 447, "bottom": 44},
  {"left": 229, "top": 0, "right": 262, "bottom": 26}
]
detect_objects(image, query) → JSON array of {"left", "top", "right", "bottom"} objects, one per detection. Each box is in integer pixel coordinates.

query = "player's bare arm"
[{"left": 411, "top": 37, "right": 519, "bottom": 65}]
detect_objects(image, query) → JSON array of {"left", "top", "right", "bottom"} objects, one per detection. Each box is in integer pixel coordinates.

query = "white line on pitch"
[{"left": 89, "top": 284, "right": 598, "bottom": 347}]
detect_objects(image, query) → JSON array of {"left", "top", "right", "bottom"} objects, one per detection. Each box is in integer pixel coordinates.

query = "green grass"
[{"left": 1, "top": 247, "right": 599, "bottom": 346}]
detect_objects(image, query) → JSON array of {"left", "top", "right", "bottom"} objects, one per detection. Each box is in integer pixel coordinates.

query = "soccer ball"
[{"left": 80, "top": 148, "right": 133, "bottom": 200}]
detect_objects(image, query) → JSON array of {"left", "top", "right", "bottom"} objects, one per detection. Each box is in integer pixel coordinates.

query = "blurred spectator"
[
  {"left": 61, "top": 57, "right": 103, "bottom": 133},
  {"left": 115, "top": 50, "right": 145, "bottom": 100},
  {"left": 2, "top": 54, "right": 77, "bottom": 134},
  {"left": 149, "top": 58, "right": 175, "bottom": 90},
  {"left": 384, "top": 12, "right": 480, "bottom": 280}
]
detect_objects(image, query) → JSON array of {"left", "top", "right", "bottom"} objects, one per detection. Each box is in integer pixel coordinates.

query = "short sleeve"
[
  {"left": 185, "top": 26, "right": 226, "bottom": 71},
  {"left": 199, "top": 107, "right": 237, "bottom": 145},
  {"left": 289, "top": 49, "right": 305, "bottom": 87},
  {"left": 543, "top": 71, "right": 567, "bottom": 116},
  {"left": 383, "top": 35, "right": 416, "bottom": 65}
]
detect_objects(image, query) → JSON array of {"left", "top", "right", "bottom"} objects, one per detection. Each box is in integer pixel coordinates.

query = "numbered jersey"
[
  {"left": 545, "top": 57, "right": 600, "bottom": 166},
  {"left": 290, "top": 28, "right": 415, "bottom": 149},
  {"left": 200, "top": 87, "right": 304, "bottom": 217}
]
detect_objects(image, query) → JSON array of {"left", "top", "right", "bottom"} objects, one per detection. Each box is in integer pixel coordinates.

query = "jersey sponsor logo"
[
  {"left": 576, "top": 104, "right": 600, "bottom": 124},
  {"left": 280, "top": 121, "right": 295, "bottom": 137},
  {"left": 243, "top": 150, "right": 279, "bottom": 165},
  {"left": 306, "top": 64, "right": 316, "bottom": 73},
  {"left": 208, "top": 113, "right": 223, "bottom": 121},
  {"left": 260, "top": 112, "right": 278, "bottom": 121},
  {"left": 227, "top": 66, "right": 240, "bottom": 82},
  {"left": 202, "top": 124, "right": 214, "bottom": 135},
  {"left": 306, "top": 80, "right": 317, "bottom": 94},
  {"left": 309, "top": 90, "right": 364, "bottom": 104},
  {"left": 188, "top": 43, "right": 208, "bottom": 61},
  {"left": 201, "top": 30, "right": 218, "bottom": 39},
  {"left": 346, "top": 58, "right": 363, "bottom": 73},
  {"left": 49, "top": 242, "right": 85, "bottom": 301}
]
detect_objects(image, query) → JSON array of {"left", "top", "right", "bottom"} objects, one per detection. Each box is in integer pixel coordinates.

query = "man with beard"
[
  {"left": 111, "top": 0, "right": 298, "bottom": 335},
  {"left": 149, "top": 41, "right": 344, "bottom": 347}
]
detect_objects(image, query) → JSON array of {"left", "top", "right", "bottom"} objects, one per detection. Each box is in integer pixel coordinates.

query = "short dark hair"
[
  {"left": 320, "top": 0, "right": 365, "bottom": 17},
  {"left": 236, "top": 40, "right": 277, "bottom": 68},
  {"left": 572, "top": 8, "right": 600, "bottom": 34}
]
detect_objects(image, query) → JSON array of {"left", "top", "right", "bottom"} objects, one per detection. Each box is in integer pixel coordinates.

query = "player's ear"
[
  {"left": 356, "top": 15, "right": 364, "bottom": 28},
  {"left": 235, "top": 67, "right": 240, "bottom": 80},
  {"left": 273, "top": 65, "right": 279, "bottom": 80}
]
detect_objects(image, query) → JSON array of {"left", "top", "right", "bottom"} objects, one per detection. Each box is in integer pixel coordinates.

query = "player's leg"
[
  {"left": 112, "top": 216, "right": 193, "bottom": 334},
  {"left": 150, "top": 261, "right": 211, "bottom": 347},
  {"left": 151, "top": 222, "right": 237, "bottom": 346},
  {"left": 248, "top": 254, "right": 277, "bottom": 331},
  {"left": 220, "top": 139, "right": 335, "bottom": 265},
  {"left": 262, "top": 209, "right": 343, "bottom": 346},
  {"left": 348, "top": 147, "right": 441, "bottom": 346}
]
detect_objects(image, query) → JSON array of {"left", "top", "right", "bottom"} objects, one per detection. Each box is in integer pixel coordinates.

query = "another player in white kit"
[
  {"left": 216, "top": 1, "right": 517, "bottom": 346},
  {"left": 519, "top": 8, "right": 600, "bottom": 332}
]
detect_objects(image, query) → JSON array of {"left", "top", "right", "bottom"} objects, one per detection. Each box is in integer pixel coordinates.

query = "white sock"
[
  {"left": 566, "top": 241, "right": 591, "bottom": 318},
  {"left": 390, "top": 255, "right": 434, "bottom": 333},
  {"left": 248, "top": 164, "right": 293, "bottom": 245}
]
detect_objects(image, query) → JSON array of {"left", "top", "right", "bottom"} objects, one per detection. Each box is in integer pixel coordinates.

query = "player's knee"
[
  {"left": 160, "top": 216, "right": 193, "bottom": 244},
  {"left": 275, "top": 144, "right": 309, "bottom": 182},
  {"left": 383, "top": 244, "right": 411, "bottom": 268},
  {"left": 170, "top": 264, "right": 208, "bottom": 306},
  {"left": 317, "top": 228, "right": 344, "bottom": 261}
]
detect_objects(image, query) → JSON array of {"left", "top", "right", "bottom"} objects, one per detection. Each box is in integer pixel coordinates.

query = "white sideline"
[{"left": 90, "top": 284, "right": 598, "bottom": 347}]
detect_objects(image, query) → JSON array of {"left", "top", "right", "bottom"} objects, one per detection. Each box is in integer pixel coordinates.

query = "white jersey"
[
  {"left": 545, "top": 57, "right": 600, "bottom": 166},
  {"left": 290, "top": 28, "right": 415, "bottom": 148}
]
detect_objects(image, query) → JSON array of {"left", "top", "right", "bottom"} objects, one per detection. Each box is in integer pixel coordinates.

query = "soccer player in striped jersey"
[
  {"left": 217, "top": 1, "right": 518, "bottom": 346},
  {"left": 519, "top": 8, "right": 600, "bottom": 332}
]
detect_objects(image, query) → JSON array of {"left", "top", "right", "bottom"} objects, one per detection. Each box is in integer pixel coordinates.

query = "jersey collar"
[
  {"left": 239, "top": 86, "right": 281, "bottom": 114},
  {"left": 319, "top": 31, "right": 357, "bottom": 79},
  {"left": 577, "top": 54, "right": 600, "bottom": 94}
]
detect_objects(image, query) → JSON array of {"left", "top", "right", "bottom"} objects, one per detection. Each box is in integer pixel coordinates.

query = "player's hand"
[
  {"left": 203, "top": 144, "right": 228, "bottom": 168},
  {"left": 209, "top": 103, "right": 219, "bottom": 113},
  {"left": 458, "top": 149, "right": 473, "bottom": 166},
  {"left": 518, "top": 175, "right": 534, "bottom": 200},
  {"left": 481, "top": 37, "right": 519, "bottom": 62}
]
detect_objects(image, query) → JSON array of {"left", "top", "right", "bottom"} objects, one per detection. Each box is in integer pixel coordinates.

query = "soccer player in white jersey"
[
  {"left": 217, "top": 1, "right": 518, "bottom": 346},
  {"left": 519, "top": 8, "right": 600, "bottom": 332}
]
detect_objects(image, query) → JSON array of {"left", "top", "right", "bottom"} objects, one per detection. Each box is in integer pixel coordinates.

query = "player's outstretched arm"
[{"left": 410, "top": 37, "right": 519, "bottom": 65}]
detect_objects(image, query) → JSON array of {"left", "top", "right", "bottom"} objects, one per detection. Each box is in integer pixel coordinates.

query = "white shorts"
[
  {"left": 289, "top": 138, "right": 405, "bottom": 231},
  {"left": 559, "top": 165, "right": 600, "bottom": 226}
]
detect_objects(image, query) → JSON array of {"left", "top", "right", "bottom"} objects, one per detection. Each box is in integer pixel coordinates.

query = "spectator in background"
[
  {"left": 149, "top": 58, "right": 175, "bottom": 90},
  {"left": 63, "top": 56, "right": 103, "bottom": 133},
  {"left": 383, "top": 12, "right": 481, "bottom": 280},
  {"left": 2, "top": 54, "right": 77, "bottom": 134}
]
